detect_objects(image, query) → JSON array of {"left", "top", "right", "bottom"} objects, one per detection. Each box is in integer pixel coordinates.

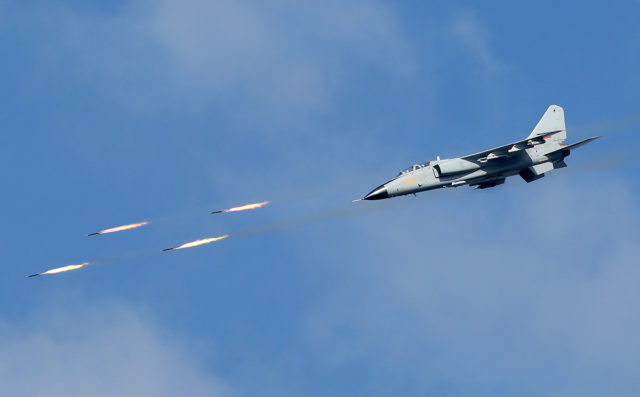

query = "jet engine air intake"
[{"left": 433, "top": 158, "right": 480, "bottom": 177}]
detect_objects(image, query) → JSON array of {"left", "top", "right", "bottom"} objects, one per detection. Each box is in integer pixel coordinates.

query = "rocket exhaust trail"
[
  {"left": 25, "top": 244, "right": 160, "bottom": 278},
  {"left": 28, "top": 262, "right": 92, "bottom": 277},
  {"left": 88, "top": 221, "right": 149, "bottom": 236},
  {"left": 162, "top": 235, "right": 229, "bottom": 252},
  {"left": 211, "top": 201, "right": 269, "bottom": 214}
]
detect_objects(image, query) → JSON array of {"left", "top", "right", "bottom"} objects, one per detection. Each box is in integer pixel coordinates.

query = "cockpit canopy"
[{"left": 397, "top": 162, "right": 430, "bottom": 176}]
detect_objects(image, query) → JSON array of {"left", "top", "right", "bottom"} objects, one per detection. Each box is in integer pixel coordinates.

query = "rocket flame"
[
  {"left": 90, "top": 221, "right": 149, "bottom": 236},
  {"left": 164, "top": 235, "right": 229, "bottom": 251},
  {"left": 28, "top": 262, "right": 91, "bottom": 277},
  {"left": 225, "top": 201, "right": 269, "bottom": 212},
  {"left": 213, "top": 201, "right": 269, "bottom": 214}
]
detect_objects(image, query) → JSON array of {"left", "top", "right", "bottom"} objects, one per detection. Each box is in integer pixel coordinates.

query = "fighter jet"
[{"left": 362, "top": 105, "right": 600, "bottom": 200}]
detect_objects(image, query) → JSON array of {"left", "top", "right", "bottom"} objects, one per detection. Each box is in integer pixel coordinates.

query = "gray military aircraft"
[{"left": 362, "top": 105, "right": 600, "bottom": 200}]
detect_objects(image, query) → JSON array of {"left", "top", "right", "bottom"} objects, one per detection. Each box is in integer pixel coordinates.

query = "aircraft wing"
[
  {"left": 461, "top": 130, "right": 565, "bottom": 163},
  {"left": 542, "top": 136, "right": 601, "bottom": 157}
]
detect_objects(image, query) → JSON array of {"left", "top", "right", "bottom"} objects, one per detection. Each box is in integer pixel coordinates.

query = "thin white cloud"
[
  {"left": 449, "top": 8, "right": 504, "bottom": 73},
  {"left": 0, "top": 305, "right": 230, "bottom": 397},
  {"left": 12, "top": 1, "right": 415, "bottom": 116},
  {"left": 145, "top": 0, "right": 415, "bottom": 112}
]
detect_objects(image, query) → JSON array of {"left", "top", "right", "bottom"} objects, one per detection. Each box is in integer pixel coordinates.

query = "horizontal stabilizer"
[{"left": 545, "top": 136, "right": 601, "bottom": 157}]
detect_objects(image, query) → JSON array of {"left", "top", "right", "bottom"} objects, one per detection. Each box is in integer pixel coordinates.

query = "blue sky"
[{"left": 1, "top": 1, "right": 639, "bottom": 395}]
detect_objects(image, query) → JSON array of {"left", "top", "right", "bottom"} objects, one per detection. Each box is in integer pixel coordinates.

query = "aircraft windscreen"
[{"left": 397, "top": 162, "right": 430, "bottom": 176}]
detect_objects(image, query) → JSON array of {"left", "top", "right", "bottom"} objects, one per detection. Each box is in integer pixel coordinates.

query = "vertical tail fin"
[{"left": 527, "top": 105, "right": 566, "bottom": 142}]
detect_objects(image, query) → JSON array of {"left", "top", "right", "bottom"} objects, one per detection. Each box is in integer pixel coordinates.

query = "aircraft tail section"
[{"left": 528, "top": 105, "right": 566, "bottom": 142}]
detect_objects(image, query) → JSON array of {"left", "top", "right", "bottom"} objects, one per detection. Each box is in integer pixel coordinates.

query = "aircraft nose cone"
[{"left": 363, "top": 185, "right": 389, "bottom": 200}]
